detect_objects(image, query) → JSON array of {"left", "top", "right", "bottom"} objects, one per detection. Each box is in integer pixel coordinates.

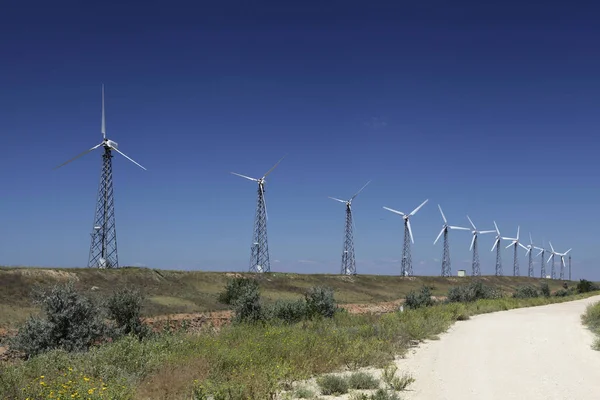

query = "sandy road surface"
[{"left": 397, "top": 295, "right": 600, "bottom": 400}]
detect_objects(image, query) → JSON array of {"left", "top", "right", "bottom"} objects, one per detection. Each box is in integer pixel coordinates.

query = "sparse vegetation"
[
  {"left": 316, "top": 374, "right": 349, "bottom": 395},
  {"left": 582, "top": 300, "right": 600, "bottom": 350},
  {"left": 294, "top": 385, "right": 316, "bottom": 399},
  {"left": 577, "top": 279, "right": 599, "bottom": 294},
  {"left": 541, "top": 282, "right": 551, "bottom": 297},
  {"left": 381, "top": 364, "right": 414, "bottom": 391},
  {"left": 348, "top": 371, "right": 380, "bottom": 390},
  {"left": 512, "top": 285, "right": 539, "bottom": 299},
  {"left": 446, "top": 280, "right": 502, "bottom": 303},
  {"left": 2, "top": 269, "right": 599, "bottom": 400}
]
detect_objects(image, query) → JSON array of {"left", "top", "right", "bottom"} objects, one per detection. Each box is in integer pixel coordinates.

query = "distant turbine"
[
  {"left": 231, "top": 155, "right": 285, "bottom": 273},
  {"left": 329, "top": 180, "right": 371, "bottom": 275},
  {"left": 534, "top": 239, "right": 547, "bottom": 278},
  {"left": 569, "top": 254, "right": 572, "bottom": 280},
  {"left": 466, "top": 216, "right": 495, "bottom": 276},
  {"left": 547, "top": 241, "right": 560, "bottom": 279},
  {"left": 502, "top": 226, "right": 527, "bottom": 276},
  {"left": 491, "top": 221, "right": 503, "bottom": 276},
  {"left": 522, "top": 233, "right": 535, "bottom": 277},
  {"left": 550, "top": 244, "right": 572, "bottom": 280},
  {"left": 433, "top": 205, "right": 470, "bottom": 277},
  {"left": 383, "top": 199, "right": 429, "bottom": 276}
]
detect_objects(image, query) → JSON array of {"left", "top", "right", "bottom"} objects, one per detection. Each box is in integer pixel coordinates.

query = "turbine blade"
[
  {"left": 502, "top": 236, "right": 516, "bottom": 241},
  {"left": 525, "top": 248, "right": 531, "bottom": 256},
  {"left": 536, "top": 249, "right": 544, "bottom": 257},
  {"left": 101, "top": 84, "right": 106, "bottom": 139},
  {"left": 383, "top": 206, "right": 405, "bottom": 216},
  {"left": 505, "top": 242, "right": 514, "bottom": 249},
  {"left": 549, "top": 241, "right": 555, "bottom": 252},
  {"left": 112, "top": 147, "right": 147, "bottom": 170},
  {"left": 350, "top": 180, "right": 371, "bottom": 201},
  {"left": 261, "top": 184, "right": 268, "bottom": 221},
  {"left": 449, "top": 226, "right": 470, "bottom": 231},
  {"left": 407, "top": 219, "right": 414, "bottom": 244},
  {"left": 561, "top": 257, "right": 565, "bottom": 268},
  {"left": 516, "top": 226, "right": 520, "bottom": 240},
  {"left": 494, "top": 221, "right": 500, "bottom": 235},
  {"left": 479, "top": 230, "right": 496, "bottom": 234},
  {"left": 54, "top": 142, "right": 103, "bottom": 169},
  {"left": 565, "top": 248, "right": 572, "bottom": 255},
  {"left": 533, "top": 246, "right": 544, "bottom": 251},
  {"left": 529, "top": 232, "right": 533, "bottom": 246},
  {"left": 231, "top": 172, "right": 259, "bottom": 181},
  {"left": 434, "top": 227, "right": 445, "bottom": 245},
  {"left": 409, "top": 199, "right": 428, "bottom": 217},
  {"left": 467, "top": 215, "right": 477, "bottom": 230},
  {"left": 470, "top": 234, "right": 476, "bottom": 251},
  {"left": 438, "top": 204, "right": 447, "bottom": 224},
  {"left": 491, "top": 238, "right": 499, "bottom": 251},
  {"left": 262, "top": 154, "right": 286, "bottom": 178},
  {"left": 547, "top": 254, "right": 554, "bottom": 263},
  {"left": 518, "top": 242, "right": 528, "bottom": 250},
  {"left": 328, "top": 197, "right": 347, "bottom": 203}
]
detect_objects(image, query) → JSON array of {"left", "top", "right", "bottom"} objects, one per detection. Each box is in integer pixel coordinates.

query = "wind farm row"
[{"left": 54, "top": 86, "right": 572, "bottom": 279}]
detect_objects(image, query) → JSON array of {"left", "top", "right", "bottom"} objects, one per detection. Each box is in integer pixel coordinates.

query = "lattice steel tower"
[
  {"left": 523, "top": 233, "right": 535, "bottom": 277},
  {"left": 538, "top": 248, "right": 546, "bottom": 278},
  {"left": 384, "top": 199, "right": 429, "bottom": 276},
  {"left": 503, "top": 226, "right": 525, "bottom": 276},
  {"left": 434, "top": 205, "right": 469, "bottom": 277},
  {"left": 232, "top": 156, "right": 285, "bottom": 273},
  {"left": 466, "top": 216, "right": 494, "bottom": 277},
  {"left": 54, "top": 85, "right": 147, "bottom": 268},
  {"left": 568, "top": 254, "right": 572, "bottom": 280},
  {"left": 491, "top": 221, "right": 503, "bottom": 276},
  {"left": 329, "top": 181, "right": 370, "bottom": 275}
]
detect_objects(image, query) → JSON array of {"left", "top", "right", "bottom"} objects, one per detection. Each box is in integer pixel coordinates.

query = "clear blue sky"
[{"left": 1, "top": 1, "right": 599, "bottom": 279}]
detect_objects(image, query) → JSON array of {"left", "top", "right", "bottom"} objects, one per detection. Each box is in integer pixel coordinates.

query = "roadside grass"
[
  {"left": 582, "top": 300, "right": 600, "bottom": 350},
  {"left": 2, "top": 291, "right": 598, "bottom": 400},
  {"left": 0, "top": 266, "right": 576, "bottom": 328}
]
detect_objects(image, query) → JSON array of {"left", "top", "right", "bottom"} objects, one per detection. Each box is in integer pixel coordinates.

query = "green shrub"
[
  {"left": 577, "top": 279, "right": 599, "bottom": 294},
  {"left": 381, "top": 364, "right": 414, "bottom": 391},
  {"left": 10, "top": 282, "right": 106, "bottom": 357},
  {"left": 316, "top": 374, "right": 349, "bottom": 395},
  {"left": 231, "top": 280, "right": 267, "bottom": 323},
  {"left": 269, "top": 299, "right": 308, "bottom": 324},
  {"left": 347, "top": 371, "right": 380, "bottom": 389},
  {"left": 369, "top": 389, "right": 401, "bottom": 400},
  {"left": 512, "top": 285, "right": 539, "bottom": 299},
  {"left": 218, "top": 277, "right": 260, "bottom": 305},
  {"left": 447, "top": 281, "right": 502, "bottom": 303},
  {"left": 554, "top": 288, "right": 576, "bottom": 297},
  {"left": 404, "top": 286, "right": 435, "bottom": 309},
  {"left": 540, "top": 282, "right": 550, "bottom": 297},
  {"left": 105, "top": 288, "right": 150, "bottom": 340},
  {"left": 305, "top": 286, "right": 337, "bottom": 319},
  {"left": 294, "top": 385, "right": 316, "bottom": 398}
]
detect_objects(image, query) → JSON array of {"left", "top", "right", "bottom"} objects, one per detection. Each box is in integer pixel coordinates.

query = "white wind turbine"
[
  {"left": 523, "top": 233, "right": 535, "bottom": 277},
  {"left": 534, "top": 239, "right": 548, "bottom": 278},
  {"left": 490, "top": 221, "right": 503, "bottom": 276},
  {"left": 547, "top": 242, "right": 572, "bottom": 280},
  {"left": 466, "top": 216, "right": 495, "bottom": 276},
  {"left": 503, "top": 226, "right": 527, "bottom": 276},
  {"left": 383, "top": 199, "right": 429, "bottom": 276},
  {"left": 433, "top": 205, "right": 470, "bottom": 277}
]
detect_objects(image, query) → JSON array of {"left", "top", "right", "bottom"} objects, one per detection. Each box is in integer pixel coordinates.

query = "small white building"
[{"left": 457, "top": 270, "right": 466, "bottom": 277}]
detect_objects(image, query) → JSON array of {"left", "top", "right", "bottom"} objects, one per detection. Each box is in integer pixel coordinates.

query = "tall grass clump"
[{"left": 582, "top": 300, "right": 600, "bottom": 350}]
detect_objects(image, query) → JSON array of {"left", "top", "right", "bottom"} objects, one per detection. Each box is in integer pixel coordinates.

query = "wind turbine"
[
  {"left": 546, "top": 242, "right": 560, "bottom": 279},
  {"left": 55, "top": 85, "right": 146, "bottom": 269},
  {"left": 522, "top": 233, "right": 535, "bottom": 277},
  {"left": 329, "top": 180, "right": 371, "bottom": 275},
  {"left": 503, "top": 226, "right": 527, "bottom": 276},
  {"left": 383, "top": 199, "right": 429, "bottom": 276},
  {"left": 231, "top": 155, "right": 285, "bottom": 273},
  {"left": 549, "top": 243, "right": 572, "bottom": 280},
  {"left": 465, "top": 216, "right": 495, "bottom": 276},
  {"left": 433, "top": 205, "right": 470, "bottom": 277},
  {"left": 534, "top": 239, "right": 547, "bottom": 278},
  {"left": 491, "top": 221, "right": 503, "bottom": 276}
]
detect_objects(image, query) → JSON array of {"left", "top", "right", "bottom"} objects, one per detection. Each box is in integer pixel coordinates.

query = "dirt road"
[{"left": 397, "top": 296, "right": 600, "bottom": 400}]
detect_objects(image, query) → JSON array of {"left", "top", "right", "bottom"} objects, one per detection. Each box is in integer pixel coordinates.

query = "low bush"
[
  {"left": 268, "top": 299, "right": 308, "bottom": 324},
  {"left": 231, "top": 281, "right": 267, "bottom": 324},
  {"left": 446, "top": 280, "right": 502, "bottom": 303},
  {"left": 294, "top": 385, "right": 316, "bottom": 399},
  {"left": 348, "top": 371, "right": 380, "bottom": 390},
  {"left": 582, "top": 301, "right": 600, "bottom": 350},
  {"left": 554, "top": 288, "right": 577, "bottom": 297},
  {"left": 105, "top": 288, "right": 150, "bottom": 340},
  {"left": 305, "top": 286, "right": 338, "bottom": 319},
  {"left": 512, "top": 285, "right": 539, "bottom": 299},
  {"left": 381, "top": 364, "right": 414, "bottom": 391},
  {"left": 9, "top": 282, "right": 107, "bottom": 358},
  {"left": 540, "top": 282, "right": 550, "bottom": 297},
  {"left": 404, "top": 286, "right": 435, "bottom": 310},
  {"left": 316, "top": 374, "right": 349, "bottom": 395},
  {"left": 577, "top": 279, "right": 599, "bottom": 294},
  {"left": 218, "top": 277, "right": 260, "bottom": 305}
]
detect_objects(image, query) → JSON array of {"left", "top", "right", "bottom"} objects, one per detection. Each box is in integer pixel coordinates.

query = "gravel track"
[{"left": 396, "top": 295, "right": 600, "bottom": 400}]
